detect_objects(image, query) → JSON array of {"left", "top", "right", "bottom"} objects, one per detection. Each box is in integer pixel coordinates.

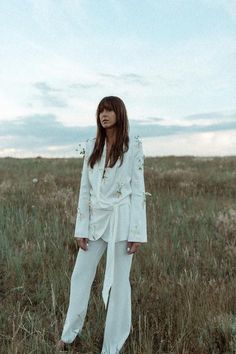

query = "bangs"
[{"left": 98, "top": 99, "right": 114, "bottom": 113}]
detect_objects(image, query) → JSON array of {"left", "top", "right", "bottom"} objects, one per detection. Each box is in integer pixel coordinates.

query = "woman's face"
[{"left": 99, "top": 108, "right": 117, "bottom": 129}]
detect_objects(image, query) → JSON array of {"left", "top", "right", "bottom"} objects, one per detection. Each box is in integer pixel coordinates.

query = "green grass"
[{"left": 0, "top": 155, "right": 236, "bottom": 353}]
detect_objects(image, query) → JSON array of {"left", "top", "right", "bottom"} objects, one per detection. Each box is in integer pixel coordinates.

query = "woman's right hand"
[{"left": 75, "top": 237, "right": 89, "bottom": 251}]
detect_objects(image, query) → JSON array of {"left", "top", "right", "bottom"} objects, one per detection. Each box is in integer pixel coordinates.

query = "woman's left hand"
[{"left": 127, "top": 241, "right": 141, "bottom": 254}]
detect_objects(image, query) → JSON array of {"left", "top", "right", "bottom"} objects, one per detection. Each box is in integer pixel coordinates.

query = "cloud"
[
  {"left": 32, "top": 81, "right": 68, "bottom": 107},
  {"left": 0, "top": 114, "right": 95, "bottom": 150},
  {"left": 129, "top": 119, "right": 236, "bottom": 137},
  {"left": 120, "top": 73, "right": 150, "bottom": 86},
  {"left": 1, "top": 110, "right": 236, "bottom": 156},
  {"left": 33, "top": 81, "right": 61, "bottom": 94},
  {"left": 68, "top": 82, "right": 101, "bottom": 90},
  {"left": 144, "top": 130, "right": 236, "bottom": 157},
  {"left": 184, "top": 111, "right": 236, "bottom": 121},
  {"left": 132, "top": 117, "right": 164, "bottom": 124},
  {"left": 100, "top": 72, "right": 149, "bottom": 86}
]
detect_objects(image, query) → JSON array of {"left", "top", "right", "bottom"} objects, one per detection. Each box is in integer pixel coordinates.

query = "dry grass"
[{"left": 0, "top": 155, "right": 236, "bottom": 353}]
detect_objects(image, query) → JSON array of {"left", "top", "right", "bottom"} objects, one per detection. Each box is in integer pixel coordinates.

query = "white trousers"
[{"left": 60, "top": 238, "right": 133, "bottom": 354}]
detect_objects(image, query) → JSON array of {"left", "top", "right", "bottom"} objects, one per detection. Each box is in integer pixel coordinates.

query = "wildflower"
[
  {"left": 215, "top": 208, "right": 236, "bottom": 237},
  {"left": 143, "top": 191, "right": 152, "bottom": 208},
  {"left": 145, "top": 192, "right": 152, "bottom": 197}
]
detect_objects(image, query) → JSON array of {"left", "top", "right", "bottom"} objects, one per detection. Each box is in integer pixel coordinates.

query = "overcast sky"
[{"left": 0, "top": 0, "right": 236, "bottom": 157}]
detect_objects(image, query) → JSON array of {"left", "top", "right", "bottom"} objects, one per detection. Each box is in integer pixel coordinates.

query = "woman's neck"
[{"left": 105, "top": 131, "right": 116, "bottom": 146}]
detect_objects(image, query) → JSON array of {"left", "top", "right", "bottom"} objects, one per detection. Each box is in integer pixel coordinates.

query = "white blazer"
[{"left": 74, "top": 135, "right": 150, "bottom": 244}]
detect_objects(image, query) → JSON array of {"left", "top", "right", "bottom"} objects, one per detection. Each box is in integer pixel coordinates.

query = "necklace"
[
  {"left": 105, "top": 144, "right": 111, "bottom": 167},
  {"left": 102, "top": 145, "right": 110, "bottom": 179}
]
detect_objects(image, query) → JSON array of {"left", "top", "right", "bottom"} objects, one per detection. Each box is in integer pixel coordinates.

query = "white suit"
[
  {"left": 74, "top": 135, "right": 148, "bottom": 308},
  {"left": 60, "top": 135, "right": 149, "bottom": 353}
]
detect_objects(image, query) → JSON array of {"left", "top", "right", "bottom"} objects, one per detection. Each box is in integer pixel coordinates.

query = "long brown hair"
[{"left": 88, "top": 96, "right": 130, "bottom": 169}]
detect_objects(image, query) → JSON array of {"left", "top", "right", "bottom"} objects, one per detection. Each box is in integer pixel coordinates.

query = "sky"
[{"left": 0, "top": 0, "right": 236, "bottom": 157}]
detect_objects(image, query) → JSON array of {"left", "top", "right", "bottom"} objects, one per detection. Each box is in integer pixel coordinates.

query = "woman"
[{"left": 56, "top": 96, "right": 148, "bottom": 353}]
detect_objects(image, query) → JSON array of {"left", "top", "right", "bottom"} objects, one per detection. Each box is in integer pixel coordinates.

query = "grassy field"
[{"left": 0, "top": 155, "right": 236, "bottom": 354}]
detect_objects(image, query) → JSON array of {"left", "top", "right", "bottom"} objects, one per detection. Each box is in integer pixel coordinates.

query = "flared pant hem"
[{"left": 60, "top": 237, "right": 133, "bottom": 353}]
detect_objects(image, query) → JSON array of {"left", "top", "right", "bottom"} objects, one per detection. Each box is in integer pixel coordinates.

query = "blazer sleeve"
[
  {"left": 74, "top": 139, "right": 91, "bottom": 238},
  {"left": 128, "top": 136, "right": 148, "bottom": 243}
]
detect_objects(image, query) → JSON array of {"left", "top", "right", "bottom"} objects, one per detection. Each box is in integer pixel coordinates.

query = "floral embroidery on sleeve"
[
  {"left": 80, "top": 147, "right": 85, "bottom": 157},
  {"left": 129, "top": 224, "right": 141, "bottom": 237},
  {"left": 76, "top": 200, "right": 90, "bottom": 221},
  {"left": 138, "top": 156, "right": 144, "bottom": 171},
  {"left": 76, "top": 206, "right": 85, "bottom": 221},
  {"left": 78, "top": 138, "right": 89, "bottom": 161},
  {"left": 74, "top": 139, "right": 91, "bottom": 238},
  {"left": 134, "top": 134, "right": 142, "bottom": 148},
  {"left": 88, "top": 200, "right": 94, "bottom": 215},
  {"left": 128, "top": 135, "right": 149, "bottom": 242},
  {"left": 134, "top": 135, "right": 145, "bottom": 171},
  {"left": 77, "top": 206, "right": 82, "bottom": 219}
]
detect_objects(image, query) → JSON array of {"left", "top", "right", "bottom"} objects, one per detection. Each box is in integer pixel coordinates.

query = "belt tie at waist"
[{"left": 93, "top": 198, "right": 130, "bottom": 310}]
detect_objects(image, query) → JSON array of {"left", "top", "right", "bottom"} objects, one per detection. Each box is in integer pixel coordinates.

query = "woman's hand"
[
  {"left": 75, "top": 237, "right": 89, "bottom": 251},
  {"left": 127, "top": 241, "right": 141, "bottom": 254}
]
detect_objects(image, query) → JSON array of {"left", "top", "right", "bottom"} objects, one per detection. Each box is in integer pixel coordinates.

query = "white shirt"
[{"left": 74, "top": 135, "right": 150, "bottom": 308}]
